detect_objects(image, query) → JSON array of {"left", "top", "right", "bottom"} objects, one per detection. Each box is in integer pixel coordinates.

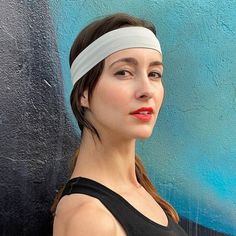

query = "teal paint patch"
[{"left": 49, "top": 0, "right": 236, "bottom": 235}]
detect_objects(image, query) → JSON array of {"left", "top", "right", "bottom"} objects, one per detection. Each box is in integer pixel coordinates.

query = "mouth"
[{"left": 130, "top": 107, "right": 154, "bottom": 121}]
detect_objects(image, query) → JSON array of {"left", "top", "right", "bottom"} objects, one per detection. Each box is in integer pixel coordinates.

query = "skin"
[{"left": 53, "top": 48, "right": 165, "bottom": 236}]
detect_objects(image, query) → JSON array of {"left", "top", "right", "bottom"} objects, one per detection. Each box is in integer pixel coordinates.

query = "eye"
[
  {"left": 114, "top": 70, "right": 132, "bottom": 77},
  {"left": 149, "top": 71, "right": 162, "bottom": 80}
]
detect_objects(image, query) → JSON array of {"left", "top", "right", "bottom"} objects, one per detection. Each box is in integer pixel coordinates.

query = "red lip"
[
  {"left": 130, "top": 107, "right": 154, "bottom": 121},
  {"left": 130, "top": 107, "right": 154, "bottom": 114}
]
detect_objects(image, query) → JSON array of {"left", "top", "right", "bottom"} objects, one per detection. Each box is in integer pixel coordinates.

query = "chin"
[
  {"left": 134, "top": 130, "right": 153, "bottom": 139},
  {"left": 122, "top": 126, "right": 154, "bottom": 140},
  {"left": 136, "top": 135, "right": 152, "bottom": 140}
]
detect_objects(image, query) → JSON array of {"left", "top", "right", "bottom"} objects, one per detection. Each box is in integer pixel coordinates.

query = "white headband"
[{"left": 71, "top": 26, "right": 162, "bottom": 85}]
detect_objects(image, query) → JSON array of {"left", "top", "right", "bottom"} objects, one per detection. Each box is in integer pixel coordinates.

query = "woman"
[{"left": 52, "top": 13, "right": 188, "bottom": 236}]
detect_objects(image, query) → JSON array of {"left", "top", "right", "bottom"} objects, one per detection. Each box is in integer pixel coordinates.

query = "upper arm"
[
  {"left": 53, "top": 199, "right": 117, "bottom": 236},
  {"left": 65, "top": 205, "right": 117, "bottom": 236}
]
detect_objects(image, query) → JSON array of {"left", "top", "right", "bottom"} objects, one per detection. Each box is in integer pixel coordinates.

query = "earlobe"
[{"left": 80, "top": 90, "right": 89, "bottom": 108}]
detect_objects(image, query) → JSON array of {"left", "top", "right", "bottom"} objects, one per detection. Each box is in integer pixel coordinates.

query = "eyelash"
[
  {"left": 114, "top": 70, "right": 131, "bottom": 76},
  {"left": 114, "top": 70, "right": 162, "bottom": 80},
  {"left": 149, "top": 71, "right": 162, "bottom": 79}
]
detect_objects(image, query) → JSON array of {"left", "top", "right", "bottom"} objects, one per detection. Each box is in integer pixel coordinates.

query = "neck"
[{"left": 71, "top": 129, "right": 140, "bottom": 190}]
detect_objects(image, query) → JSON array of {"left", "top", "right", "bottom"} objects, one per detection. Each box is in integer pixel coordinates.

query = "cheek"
[
  {"left": 160, "top": 85, "right": 165, "bottom": 103},
  {"left": 154, "top": 83, "right": 164, "bottom": 107},
  {"left": 91, "top": 80, "right": 130, "bottom": 113}
]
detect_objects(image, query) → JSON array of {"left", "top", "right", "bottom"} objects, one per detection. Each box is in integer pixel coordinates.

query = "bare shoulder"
[{"left": 53, "top": 194, "right": 118, "bottom": 236}]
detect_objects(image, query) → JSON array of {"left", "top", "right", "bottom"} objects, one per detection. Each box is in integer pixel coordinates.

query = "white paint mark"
[
  {"left": 43, "top": 79, "right": 52, "bottom": 87},
  {"left": 3, "top": 156, "right": 28, "bottom": 162},
  {"left": 0, "top": 25, "right": 31, "bottom": 52}
]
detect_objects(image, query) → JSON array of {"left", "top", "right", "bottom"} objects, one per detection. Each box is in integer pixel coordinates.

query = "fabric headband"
[{"left": 70, "top": 26, "right": 162, "bottom": 85}]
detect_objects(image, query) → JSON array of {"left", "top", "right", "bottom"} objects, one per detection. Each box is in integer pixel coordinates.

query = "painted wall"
[
  {"left": 49, "top": 0, "right": 236, "bottom": 235},
  {"left": 0, "top": 1, "right": 78, "bottom": 235},
  {"left": 0, "top": 0, "right": 235, "bottom": 235}
]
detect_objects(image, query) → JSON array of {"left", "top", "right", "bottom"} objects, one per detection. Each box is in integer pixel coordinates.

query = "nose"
[{"left": 135, "top": 74, "right": 154, "bottom": 100}]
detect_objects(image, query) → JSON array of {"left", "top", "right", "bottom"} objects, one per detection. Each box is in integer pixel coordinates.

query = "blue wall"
[{"left": 49, "top": 0, "right": 236, "bottom": 235}]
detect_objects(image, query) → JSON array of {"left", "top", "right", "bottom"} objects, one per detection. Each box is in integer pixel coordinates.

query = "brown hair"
[{"left": 52, "top": 13, "right": 179, "bottom": 223}]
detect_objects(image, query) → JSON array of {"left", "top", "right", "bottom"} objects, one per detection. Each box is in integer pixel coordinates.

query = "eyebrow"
[{"left": 109, "top": 57, "right": 163, "bottom": 68}]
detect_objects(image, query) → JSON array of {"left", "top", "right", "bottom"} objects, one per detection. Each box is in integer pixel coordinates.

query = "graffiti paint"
[{"left": 0, "top": 0, "right": 78, "bottom": 235}]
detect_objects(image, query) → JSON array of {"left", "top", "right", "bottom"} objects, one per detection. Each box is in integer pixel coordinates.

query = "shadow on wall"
[{"left": 0, "top": 1, "right": 78, "bottom": 235}]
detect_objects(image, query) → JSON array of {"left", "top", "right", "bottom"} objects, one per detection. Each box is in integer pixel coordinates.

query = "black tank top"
[{"left": 60, "top": 177, "right": 188, "bottom": 236}]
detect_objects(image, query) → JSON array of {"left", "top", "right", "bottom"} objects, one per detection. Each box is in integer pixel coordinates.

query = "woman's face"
[{"left": 83, "top": 48, "right": 164, "bottom": 141}]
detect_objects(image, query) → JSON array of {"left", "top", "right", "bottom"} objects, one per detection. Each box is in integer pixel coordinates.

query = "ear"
[{"left": 80, "top": 90, "right": 89, "bottom": 108}]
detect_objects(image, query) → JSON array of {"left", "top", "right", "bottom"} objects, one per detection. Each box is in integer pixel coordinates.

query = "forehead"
[{"left": 105, "top": 48, "right": 162, "bottom": 65}]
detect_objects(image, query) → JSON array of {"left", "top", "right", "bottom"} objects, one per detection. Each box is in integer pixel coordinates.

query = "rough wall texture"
[
  {"left": 0, "top": 0, "right": 235, "bottom": 235},
  {"left": 0, "top": 1, "right": 78, "bottom": 235}
]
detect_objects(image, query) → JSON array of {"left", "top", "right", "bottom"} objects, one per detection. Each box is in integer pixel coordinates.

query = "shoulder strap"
[
  {"left": 60, "top": 177, "right": 185, "bottom": 236},
  {"left": 61, "top": 177, "right": 137, "bottom": 232}
]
